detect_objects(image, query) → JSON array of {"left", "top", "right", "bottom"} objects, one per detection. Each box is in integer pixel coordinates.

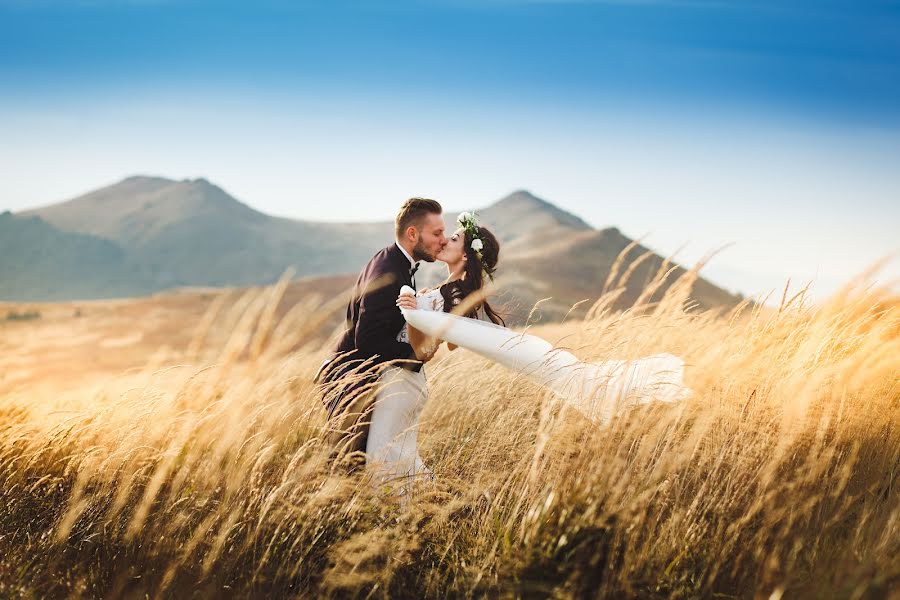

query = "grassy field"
[{"left": 0, "top": 268, "right": 897, "bottom": 598}]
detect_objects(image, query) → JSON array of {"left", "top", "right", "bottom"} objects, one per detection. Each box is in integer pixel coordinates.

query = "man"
[{"left": 317, "top": 197, "right": 447, "bottom": 468}]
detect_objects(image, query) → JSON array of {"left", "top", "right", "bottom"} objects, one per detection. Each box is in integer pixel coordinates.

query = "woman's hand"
[{"left": 396, "top": 294, "right": 418, "bottom": 311}]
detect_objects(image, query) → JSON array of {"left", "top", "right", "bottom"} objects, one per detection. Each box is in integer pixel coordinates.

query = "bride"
[{"left": 379, "top": 212, "right": 690, "bottom": 489}]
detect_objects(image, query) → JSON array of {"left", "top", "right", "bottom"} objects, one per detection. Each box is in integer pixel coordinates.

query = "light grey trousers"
[{"left": 365, "top": 365, "right": 432, "bottom": 493}]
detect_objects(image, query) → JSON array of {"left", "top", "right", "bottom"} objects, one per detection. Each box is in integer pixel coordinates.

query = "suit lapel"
[{"left": 389, "top": 243, "right": 414, "bottom": 288}]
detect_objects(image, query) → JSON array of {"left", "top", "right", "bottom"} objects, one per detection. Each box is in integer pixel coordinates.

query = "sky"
[{"left": 1, "top": 0, "right": 898, "bottom": 301}]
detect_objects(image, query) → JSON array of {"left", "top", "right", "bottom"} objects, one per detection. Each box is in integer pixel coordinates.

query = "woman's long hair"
[{"left": 440, "top": 225, "right": 506, "bottom": 326}]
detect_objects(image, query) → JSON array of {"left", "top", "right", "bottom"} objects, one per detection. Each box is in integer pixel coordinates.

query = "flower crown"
[{"left": 456, "top": 211, "right": 496, "bottom": 280}]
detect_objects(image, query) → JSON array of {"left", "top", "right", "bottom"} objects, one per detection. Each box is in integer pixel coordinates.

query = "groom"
[{"left": 317, "top": 197, "right": 447, "bottom": 465}]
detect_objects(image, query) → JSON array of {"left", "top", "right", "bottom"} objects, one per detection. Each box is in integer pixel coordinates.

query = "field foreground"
[{"left": 0, "top": 272, "right": 898, "bottom": 598}]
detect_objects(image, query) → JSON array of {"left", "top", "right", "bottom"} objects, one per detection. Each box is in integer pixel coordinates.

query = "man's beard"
[{"left": 412, "top": 238, "right": 437, "bottom": 262}]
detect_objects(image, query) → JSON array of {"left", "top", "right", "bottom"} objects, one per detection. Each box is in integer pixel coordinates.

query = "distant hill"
[
  {"left": 16, "top": 176, "right": 389, "bottom": 291},
  {"left": 3, "top": 176, "right": 744, "bottom": 320},
  {"left": 0, "top": 211, "right": 134, "bottom": 301},
  {"left": 497, "top": 225, "right": 740, "bottom": 322}
]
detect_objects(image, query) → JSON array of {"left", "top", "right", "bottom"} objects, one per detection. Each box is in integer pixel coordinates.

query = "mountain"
[
  {"left": 20, "top": 176, "right": 267, "bottom": 246},
  {"left": 3, "top": 177, "right": 743, "bottom": 320},
  {"left": 0, "top": 211, "right": 133, "bottom": 301},
  {"left": 497, "top": 225, "right": 738, "bottom": 321},
  {"left": 467, "top": 190, "right": 593, "bottom": 248},
  {"left": 431, "top": 190, "right": 742, "bottom": 320},
  {"left": 16, "top": 176, "right": 390, "bottom": 292}
]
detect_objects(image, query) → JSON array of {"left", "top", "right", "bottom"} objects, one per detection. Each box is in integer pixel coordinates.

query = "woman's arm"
[{"left": 408, "top": 322, "right": 440, "bottom": 361}]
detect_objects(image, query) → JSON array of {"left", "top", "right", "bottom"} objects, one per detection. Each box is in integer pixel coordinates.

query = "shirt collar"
[{"left": 395, "top": 240, "right": 416, "bottom": 268}]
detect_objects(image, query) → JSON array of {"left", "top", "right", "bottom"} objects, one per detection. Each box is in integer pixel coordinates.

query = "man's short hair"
[{"left": 395, "top": 198, "right": 443, "bottom": 239}]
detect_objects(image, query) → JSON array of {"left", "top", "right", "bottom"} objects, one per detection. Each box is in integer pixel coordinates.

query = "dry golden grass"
[{"left": 0, "top": 266, "right": 897, "bottom": 599}]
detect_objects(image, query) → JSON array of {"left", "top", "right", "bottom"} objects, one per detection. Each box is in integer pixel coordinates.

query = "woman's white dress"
[{"left": 398, "top": 285, "right": 691, "bottom": 426}]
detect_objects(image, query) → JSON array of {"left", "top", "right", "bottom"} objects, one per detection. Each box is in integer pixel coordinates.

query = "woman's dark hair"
[{"left": 439, "top": 225, "right": 505, "bottom": 326}]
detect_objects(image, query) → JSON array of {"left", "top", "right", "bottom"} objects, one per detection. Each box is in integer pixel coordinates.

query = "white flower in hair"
[
  {"left": 457, "top": 211, "right": 473, "bottom": 225},
  {"left": 471, "top": 238, "right": 484, "bottom": 252}
]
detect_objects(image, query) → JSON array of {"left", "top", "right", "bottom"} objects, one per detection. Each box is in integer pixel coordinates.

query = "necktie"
[{"left": 409, "top": 262, "right": 420, "bottom": 290}]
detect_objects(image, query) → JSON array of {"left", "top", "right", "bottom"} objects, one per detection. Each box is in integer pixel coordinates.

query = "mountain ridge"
[{"left": 3, "top": 176, "right": 743, "bottom": 321}]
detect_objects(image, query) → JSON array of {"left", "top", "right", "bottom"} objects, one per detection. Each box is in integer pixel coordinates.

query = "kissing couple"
[{"left": 316, "top": 198, "right": 690, "bottom": 495}]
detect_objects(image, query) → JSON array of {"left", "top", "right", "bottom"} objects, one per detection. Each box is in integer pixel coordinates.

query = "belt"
[{"left": 314, "top": 354, "right": 422, "bottom": 383}]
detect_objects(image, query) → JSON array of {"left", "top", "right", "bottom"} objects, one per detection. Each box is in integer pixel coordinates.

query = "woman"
[
  {"left": 396, "top": 212, "right": 505, "bottom": 351},
  {"left": 396, "top": 212, "right": 691, "bottom": 429}
]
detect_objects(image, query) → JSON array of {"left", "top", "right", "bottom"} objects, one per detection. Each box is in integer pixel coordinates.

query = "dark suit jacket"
[{"left": 318, "top": 243, "right": 422, "bottom": 456}]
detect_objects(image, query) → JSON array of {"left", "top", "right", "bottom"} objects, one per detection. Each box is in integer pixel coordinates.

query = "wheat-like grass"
[{"left": 0, "top": 266, "right": 897, "bottom": 598}]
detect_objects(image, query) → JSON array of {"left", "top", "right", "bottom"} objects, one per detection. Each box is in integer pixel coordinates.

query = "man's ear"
[{"left": 405, "top": 225, "right": 419, "bottom": 243}]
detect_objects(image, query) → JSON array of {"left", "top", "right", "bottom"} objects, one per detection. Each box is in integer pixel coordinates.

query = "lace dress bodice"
[
  {"left": 397, "top": 288, "right": 445, "bottom": 343},
  {"left": 416, "top": 288, "right": 447, "bottom": 312}
]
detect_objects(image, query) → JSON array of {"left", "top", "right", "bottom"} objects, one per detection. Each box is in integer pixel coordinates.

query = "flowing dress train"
[{"left": 398, "top": 285, "right": 690, "bottom": 425}]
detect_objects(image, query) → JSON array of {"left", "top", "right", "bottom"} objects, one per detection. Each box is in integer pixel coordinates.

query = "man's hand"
[{"left": 396, "top": 293, "right": 418, "bottom": 311}]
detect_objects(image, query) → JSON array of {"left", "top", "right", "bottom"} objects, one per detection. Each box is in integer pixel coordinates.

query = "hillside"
[
  {"left": 0, "top": 211, "right": 134, "bottom": 301},
  {"left": 4, "top": 178, "right": 743, "bottom": 319}
]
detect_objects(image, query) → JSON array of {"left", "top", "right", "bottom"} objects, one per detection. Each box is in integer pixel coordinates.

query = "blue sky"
[{"left": 1, "top": 0, "right": 898, "bottom": 300}]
